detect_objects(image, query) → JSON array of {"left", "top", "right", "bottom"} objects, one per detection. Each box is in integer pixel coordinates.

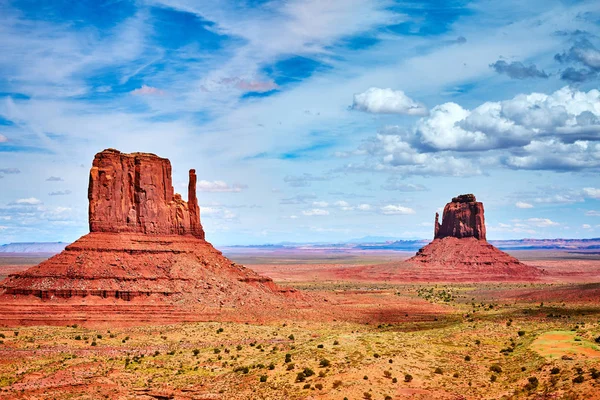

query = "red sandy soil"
[{"left": 2, "top": 250, "right": 599, "bottom": 327}]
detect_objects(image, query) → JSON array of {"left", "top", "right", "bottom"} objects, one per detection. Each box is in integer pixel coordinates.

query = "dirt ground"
[{"left": 0, "top": 250, "right": 599, "bottom": 399}]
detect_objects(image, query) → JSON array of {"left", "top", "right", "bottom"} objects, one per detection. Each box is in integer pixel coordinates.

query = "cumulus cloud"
[
  {"left": 583, "top": 187, "right": 600, "bottom": 199},
  {"left": 333, "top": 200, "right": 354, "bottom": 211},
  {"left": 490, "top": 60, "right": 549, "bottom": 79},
  {"left": 0, "top": 168, "right": 20, "bottom": 174},
  {"left": 380, "top": 204, "right": 416, "bottom": 215},
  {"left": 131, "top": 85, "right": 165, "bottom": 96},
  {"left": 526, "top": 218, "right": 559, "bottom": 227},
  {"left": 49, "top": 190, "right": 72, "bottom": 196},
  {"left": 351, "top": 88, "right": 428, "bottom": 116},
  {"left": 302, "top": 209, "right": 329, "bottom": 216},
  {"left": 196, "top": 180, "right": 248, "bottom": 192},
  {"left": 9, "top": 197, "right": 42, "bottom": 205},
  {"left": 515, "top": 201, "right": 534, "bottom": 209},
  {"left": 46, "top": 176, "right": 63, "bottom": 181},
  {"left": 357, "top": 204, "right": 371, "bottom": 211},
  {"left": 347, "top": 86, "right": 600, "bottom": 175}
]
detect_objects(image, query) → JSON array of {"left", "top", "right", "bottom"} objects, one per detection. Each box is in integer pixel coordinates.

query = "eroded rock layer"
[{"left": 1, "top": 232, "right": 286, "bottom": 303}]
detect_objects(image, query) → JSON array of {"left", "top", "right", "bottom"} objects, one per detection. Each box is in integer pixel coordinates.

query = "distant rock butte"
[
  {"left": 434, "top": 193, "right": 486, "bottom": 240},
  {"left": 1, "top": 149, "right": 295, "bottom": 305},
  {"left": 409, "top": 194, "right": 542, "bottom": 279}
]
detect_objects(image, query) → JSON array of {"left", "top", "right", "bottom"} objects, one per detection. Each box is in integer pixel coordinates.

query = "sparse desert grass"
[{"left": 1, "top": 282, "right": 600, "bottom": 399}]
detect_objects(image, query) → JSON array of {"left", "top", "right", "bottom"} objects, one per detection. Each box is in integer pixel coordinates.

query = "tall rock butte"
[
  {"left": 434, "top": 194, "right": 486, "bottom": 240},
  {"left": 88, "top": 149, "right": 204, "bottom": 238},
  {"left": 0, "top": 149, "right": 294, "bottom": 306},
  {"left": 408, "top": 194, "right": 541, "bottom": 281}
]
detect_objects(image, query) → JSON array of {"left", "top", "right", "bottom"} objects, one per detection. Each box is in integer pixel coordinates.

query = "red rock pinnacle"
[
  {"left": 434, "top": 194, "right": 486, "bottom": 240},
  {"left": 88, "top": 149, "right": 205, "bottom": 238}
]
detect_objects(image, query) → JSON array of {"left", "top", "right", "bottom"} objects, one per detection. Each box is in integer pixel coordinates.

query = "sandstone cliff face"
[
  {"left": 88, "top": 149, "right": 204, "bottom": 239},
  {"left": 434, "top": 194, "right": 486, "bottom": 240}
]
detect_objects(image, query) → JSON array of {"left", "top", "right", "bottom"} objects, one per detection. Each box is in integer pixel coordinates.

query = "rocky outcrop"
[
  {"left": 434, "top": 194, "right": 486, "bottom": 240},
  {"left": 1, "top": 149, "right": 298, "bottom": 307},
  {"left": 88, "top": 149, "right": 204, "bottom": 239},
  {"left": 407, "top": 194, "right": 542, "bottom": 280}
]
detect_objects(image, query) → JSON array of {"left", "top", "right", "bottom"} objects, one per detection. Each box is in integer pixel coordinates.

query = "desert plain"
[{"left": 1, "top": 248, "right": 599, "bottom": 400}]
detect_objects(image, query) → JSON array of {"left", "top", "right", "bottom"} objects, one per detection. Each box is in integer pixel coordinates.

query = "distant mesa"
[
  {"left": 408, "top": 194, "right": 542, "bottom": 280},
  {"left": 434, "top": 194, "right": 485, "bottom": 240},
  {"left": 0, "top": 149, "right": 293, "bottom": 306}
]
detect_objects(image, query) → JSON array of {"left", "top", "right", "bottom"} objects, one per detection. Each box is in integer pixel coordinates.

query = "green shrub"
[
  {"left": 259, "top": 375, "right": 267, "bottom": 382},
  {"left": 518, "top": 330, "right": 526, "bottom": 336},
  {"left": 490, "top": 364, "right": 502, "bottom": 373},
  {"left": 192, "top": 349, "right": 200, "bottom": 356},
  {"left": 551, "top": 367, "right": 560, "bottom": 374},
  {"left": 319, "top": 358, "right": 330, "bottom": 367},
  {"left": 434, "top": 367, "right": 443, "bottom": 374},
  {"left": 464, "top": 355, "right": 471, "bottom": 361},
  {"left": 573, "top": 375, "right": 585, "bottom": 384},
  {"left": 404, "top": 374, "right": 412, "bottom": 382},
  {"left": 315, "top": 383, "right": 323, "bottom": 390}
]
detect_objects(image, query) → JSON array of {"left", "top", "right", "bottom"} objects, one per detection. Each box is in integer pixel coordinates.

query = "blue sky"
[{"left": 1, "top": 0, "right": 600, "bottom": 245}]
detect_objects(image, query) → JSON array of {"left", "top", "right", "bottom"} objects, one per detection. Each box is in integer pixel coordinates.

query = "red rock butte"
[
  {"left": 408, "top": 194, "right": 542, "bottom": 281},
  {"left": 0, "top": 149, "right": 295, "bottom": 308}
]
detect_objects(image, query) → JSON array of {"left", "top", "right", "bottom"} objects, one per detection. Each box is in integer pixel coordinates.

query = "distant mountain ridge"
[
  {"left": 0, "top": 242, "right": 67, "bottom": 253},
  {"left": 2, "top": 238, "right": 600, "bottom": 254}
]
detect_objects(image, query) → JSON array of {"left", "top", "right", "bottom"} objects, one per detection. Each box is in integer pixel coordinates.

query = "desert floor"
[{"left": 0, "top": 250, "right": 599, "bottom": 399}]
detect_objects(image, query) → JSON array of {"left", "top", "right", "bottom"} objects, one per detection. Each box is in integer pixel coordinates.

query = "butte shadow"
[{"left": 0, "top": 149, "right": 306, "bottom": 326}]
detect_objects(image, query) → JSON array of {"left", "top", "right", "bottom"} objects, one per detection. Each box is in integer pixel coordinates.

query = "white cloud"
[
  {"left": 526, "top": 218, "right": 560, "bottom": 227},
  {"left": 0, "top": 134, "right": 7, "bottom": 143},
  {"left": 351, "top": 87, "right": 428, "bottom": 115},
  {"left": 583, "top": 187, "right": 600, "bottom": 199},
  {"left": 357, "top": 203, "right": 371, "bottom": 211},
  {"left": 201, "top": 206, "right": 237, "bottom": 220},
  {"left": 333, "top": 200, "right": 354, "bottom": 211},
  {"left": 302, "top": 209, "right": 329, "bottom": 216},
  {"left": 380, "top": 204, "right": 416, "bottom": 215},
  {"left": 515, "top": 201, "right": 534, "bottom": 209},
  {"left": 11, "top": 197, "right": 42, "bottom": 205},
  {"left": 196, "top": 180, "right": 248, "bottom": 192},
  {"left": 586, "top": 210, "right": 600, "bottom": 216},
  {"left": 312, "top": 201, "right": 329, "bottom": 207},
  {"left": 582, "top": 224, "right": 592, "bottom": 229}
]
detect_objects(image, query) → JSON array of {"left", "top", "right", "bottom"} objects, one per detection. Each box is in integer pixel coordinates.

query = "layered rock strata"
[
  {"left": 409, "top": 194, "right": 541, "bottom": 279},
  {"left": 1, "top": 149, "right": 289, "bottom": 303}
]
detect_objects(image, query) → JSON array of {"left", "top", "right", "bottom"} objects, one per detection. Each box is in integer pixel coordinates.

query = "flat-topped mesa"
[
  {"left": 434, "top": 193, "right": 486, "bottom": 241},
  {"left": 88, "top": 149, "right": 205, "bottom": 239}
]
